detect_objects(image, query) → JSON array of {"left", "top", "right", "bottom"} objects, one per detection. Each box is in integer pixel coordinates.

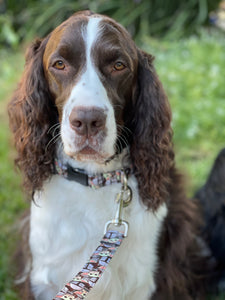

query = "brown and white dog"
[{"left": 9, "top": 10, "right": 211, "bottom": 300}]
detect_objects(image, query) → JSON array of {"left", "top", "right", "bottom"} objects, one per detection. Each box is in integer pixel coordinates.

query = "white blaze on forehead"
[
  {"left": 61, "top": 16, "right": 117, "bottom": 160},
  {"left": 68, "top": 16, "right": 108, "bottom": 108},
  {"left": 85, "top": 17, "right": 102, "bottom": 66}
]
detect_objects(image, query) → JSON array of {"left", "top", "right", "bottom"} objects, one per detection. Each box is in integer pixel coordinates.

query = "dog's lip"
[
  {"left": 66, "top": 146, "right": 110, "bottom": 163},
  {"left": 79, "top": 146, "right": 98, "bottom": 155}
]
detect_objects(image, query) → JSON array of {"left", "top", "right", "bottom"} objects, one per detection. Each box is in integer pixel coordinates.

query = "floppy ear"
[
  {"left": 129, "top": 50, "right": 174, "bottom": 210},
  {"left": 8, "top": 38, "right": 58, "bottom": 196}
]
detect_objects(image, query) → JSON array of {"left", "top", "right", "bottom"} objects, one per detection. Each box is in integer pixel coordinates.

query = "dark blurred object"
[
  {"left": 195, "top": 148, "right": 225, "bottom": 292},
  {"left": 0, "top": 0, "right": 6, "bottom": 13},
  {"left": 0, "top": 0, "right": 222, "bottom": 48},
  {"left": 209, "top": 0, "right": 225, "bottom": 31}
]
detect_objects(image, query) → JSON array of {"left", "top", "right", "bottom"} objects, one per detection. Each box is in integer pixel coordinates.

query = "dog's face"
[
  {"left": 43, "top": 12, "right": 138, "bottom": 163},
  {"left": 9, "top": 10, "right": 172, "bottom": 206}
]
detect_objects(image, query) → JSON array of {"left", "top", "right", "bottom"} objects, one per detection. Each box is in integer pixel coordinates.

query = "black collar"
[{"left": 54, "top": 159, "right": 131, "bottom": 189}]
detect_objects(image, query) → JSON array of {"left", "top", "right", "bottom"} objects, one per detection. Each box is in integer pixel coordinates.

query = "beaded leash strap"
[{"left": 53, "top": 230, "right": 124, "bottom": 300}]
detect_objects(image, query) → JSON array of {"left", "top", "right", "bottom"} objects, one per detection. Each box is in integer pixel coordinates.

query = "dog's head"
[
  {"left": 8, "top": 11, "right": 173, "bottom": 208},
  {"left": 42, "top": 11, "right": 138, "bottom": 163}
]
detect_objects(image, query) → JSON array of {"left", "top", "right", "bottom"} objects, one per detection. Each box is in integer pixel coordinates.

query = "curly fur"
[
  {"left": 8, "top": 37, "right": 58, "bottom": 196},
  {"left": 129, "top": 50, "right": 173, "bottom": 210},
  {"left": 8, "top": 11, "right": 216, "bottom": 300},
  {"left": 8, "top": 41, "right": 173, "bottom": 210}
]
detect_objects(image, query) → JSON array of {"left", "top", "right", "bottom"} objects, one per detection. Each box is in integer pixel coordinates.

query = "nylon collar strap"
[{"left": 54, "top": 159, "right": 131, "bottom": 189}]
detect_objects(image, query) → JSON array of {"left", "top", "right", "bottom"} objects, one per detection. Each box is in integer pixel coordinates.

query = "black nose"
[{"left": 69, "top": 107, "right": 107, "bottom": 136}]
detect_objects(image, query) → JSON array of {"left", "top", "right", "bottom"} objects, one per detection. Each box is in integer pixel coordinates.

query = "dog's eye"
[
  {"left": 114, "top": 61, "right": 126, "bottom": 71},
  {"left": 53, "top": 60, "right": 65, "bottom": 70}
]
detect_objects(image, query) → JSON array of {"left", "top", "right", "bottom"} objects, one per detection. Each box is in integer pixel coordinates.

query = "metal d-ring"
[{"left": 104, "top": 220, "right": 129, "bottom": 237}]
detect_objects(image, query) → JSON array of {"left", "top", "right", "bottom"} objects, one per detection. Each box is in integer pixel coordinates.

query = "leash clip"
[{"left": 104, "top": 173, "right": 132, "bottom": 237}]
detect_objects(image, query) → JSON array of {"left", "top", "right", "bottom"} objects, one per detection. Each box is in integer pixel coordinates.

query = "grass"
[
  {"left": 140, "top": 28, "right": 225, "bottom": 194},
  {"left": 0, "top": 49, "right": 27, "bottom": 300},
  {"left": 0, "top": 28, "right": 225, "bottom": 299}
]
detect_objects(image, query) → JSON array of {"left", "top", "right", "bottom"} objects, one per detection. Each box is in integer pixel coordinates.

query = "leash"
[
  {"left": 53, "top": 171, "right": 132, "bottom": 300},
  {"left": 54, "top": 231, "right": 124, "bottom": 300}
]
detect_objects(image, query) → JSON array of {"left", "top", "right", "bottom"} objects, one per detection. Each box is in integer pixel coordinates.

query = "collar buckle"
[{"left": 66, "top": 165, "right": 89, "bottom": 186}]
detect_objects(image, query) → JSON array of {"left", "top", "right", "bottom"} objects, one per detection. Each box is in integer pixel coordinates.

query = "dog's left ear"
[
  {"left": 8, "top": 37, "right": 58, "bottom": 196},
  {"left": 128, "top": 49, "right": 174, "bottom": 210}
]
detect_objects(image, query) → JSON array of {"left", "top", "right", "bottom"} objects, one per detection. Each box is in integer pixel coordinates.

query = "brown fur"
[
  {"left": 13, "top": 213, "right": 34, "bottom": 299},
  {"left": 8, "top": 11, "right": 212, "bottom": 299},
  {"left": 153, "top": 169, "right": 207, "bottom": 299},
  {"left": 129, "top": 50, "right": 173, "bottom": 210},
  {"left": 8, "top": 37, "right": 58, "bottom": 198}
]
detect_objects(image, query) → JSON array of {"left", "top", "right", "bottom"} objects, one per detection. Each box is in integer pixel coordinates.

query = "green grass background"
[{"left": 0, "top": 29, "right": 225, "bottom": 299}]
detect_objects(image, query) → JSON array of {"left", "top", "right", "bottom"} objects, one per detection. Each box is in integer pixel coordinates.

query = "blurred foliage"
[
  {"left": 0, "top": 13, "right": 19, "bottom": 48},
  {"left": 141, "top": 28, "right": 225, "bottom": 193},
  {"left": 0, "top": 0, "right": 222, "bottom": 48},
  {"left": 0, "top": 49, "right": 26, "bottom": 299}
]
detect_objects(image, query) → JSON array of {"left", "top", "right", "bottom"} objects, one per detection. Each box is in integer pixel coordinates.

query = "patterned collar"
[{"left": 54, "top": 159, "right": 131, "bottom": 189}]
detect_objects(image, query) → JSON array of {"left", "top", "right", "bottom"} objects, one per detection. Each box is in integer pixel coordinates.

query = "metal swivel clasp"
[{"left": 104, "top": 172, "right": 132, "bottom": 237}]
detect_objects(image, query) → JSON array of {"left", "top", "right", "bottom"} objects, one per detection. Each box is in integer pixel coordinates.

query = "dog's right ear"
[
  {"left": 128, "top": 49, "right": 173, "bottom": 210},
  {"left": 25, "top": 38, "right": 43, "bottom": 62},
  {"left": 8, "top": 37, "right": 58, "bottom": 196}
]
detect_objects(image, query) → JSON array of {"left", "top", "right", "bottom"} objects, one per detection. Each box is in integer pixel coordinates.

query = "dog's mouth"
[
  {"left": 79, "top": 146, "right": 98, "bottom": 156},
  {"left": 63, "top": 128, "right": 130, "bottom": 164},
  {"left": 66, "top": 144, "right": 114, "bottom": 164},
  {"left": 62, "top": 125, "right": 128, "bottom": 164}
]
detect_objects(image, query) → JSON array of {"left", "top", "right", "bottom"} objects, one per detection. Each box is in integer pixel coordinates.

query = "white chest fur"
[{"left": 29, "top": 174, "right": 167, "bottom": 300}]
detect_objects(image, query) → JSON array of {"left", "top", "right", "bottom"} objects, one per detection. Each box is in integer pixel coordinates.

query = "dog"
[
  {"left": 8, "top": 10, "right": 214, "bottom": 300},
  {"left": 195, "top": 148, "right": 225, "bottom": 293}
]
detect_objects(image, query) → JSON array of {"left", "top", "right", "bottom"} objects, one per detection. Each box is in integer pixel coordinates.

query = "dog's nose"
[{"left": 69, "top": 107, "right": 107, "bottom": 136}]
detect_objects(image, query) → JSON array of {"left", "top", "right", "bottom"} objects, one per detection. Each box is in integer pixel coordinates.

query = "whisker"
[
  {"left": 117, "top": 124, "right": 132, "bottom": 135},
  {"left": 118, "top": 134, "right": 129, "bottom": 148},
  {"left": 116, "top": 135, "right": 124, "bottom": 153},
  {"left": 52, "top": 125, "right": 60, "bottom": 137},
  {"left": 47, "top": 123, "right": 60, "bottom": 135},
  {"left": 116, "top": 124, "right": 131, "bottom": 149},
  {"left": 118, "top": 135, "right": 129, "bottom": 150},
  {"left": 114, "top": 140, "right": 120, "bottom": 154},
  {"left": 116, "top": 124, "right": 123, "bottom": 129},
  {"left": 45, "top": 133, "right": 61, "bottom": 151},
  {"left": 123, "top": 126, "right": 132, "bottom": 135}
]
